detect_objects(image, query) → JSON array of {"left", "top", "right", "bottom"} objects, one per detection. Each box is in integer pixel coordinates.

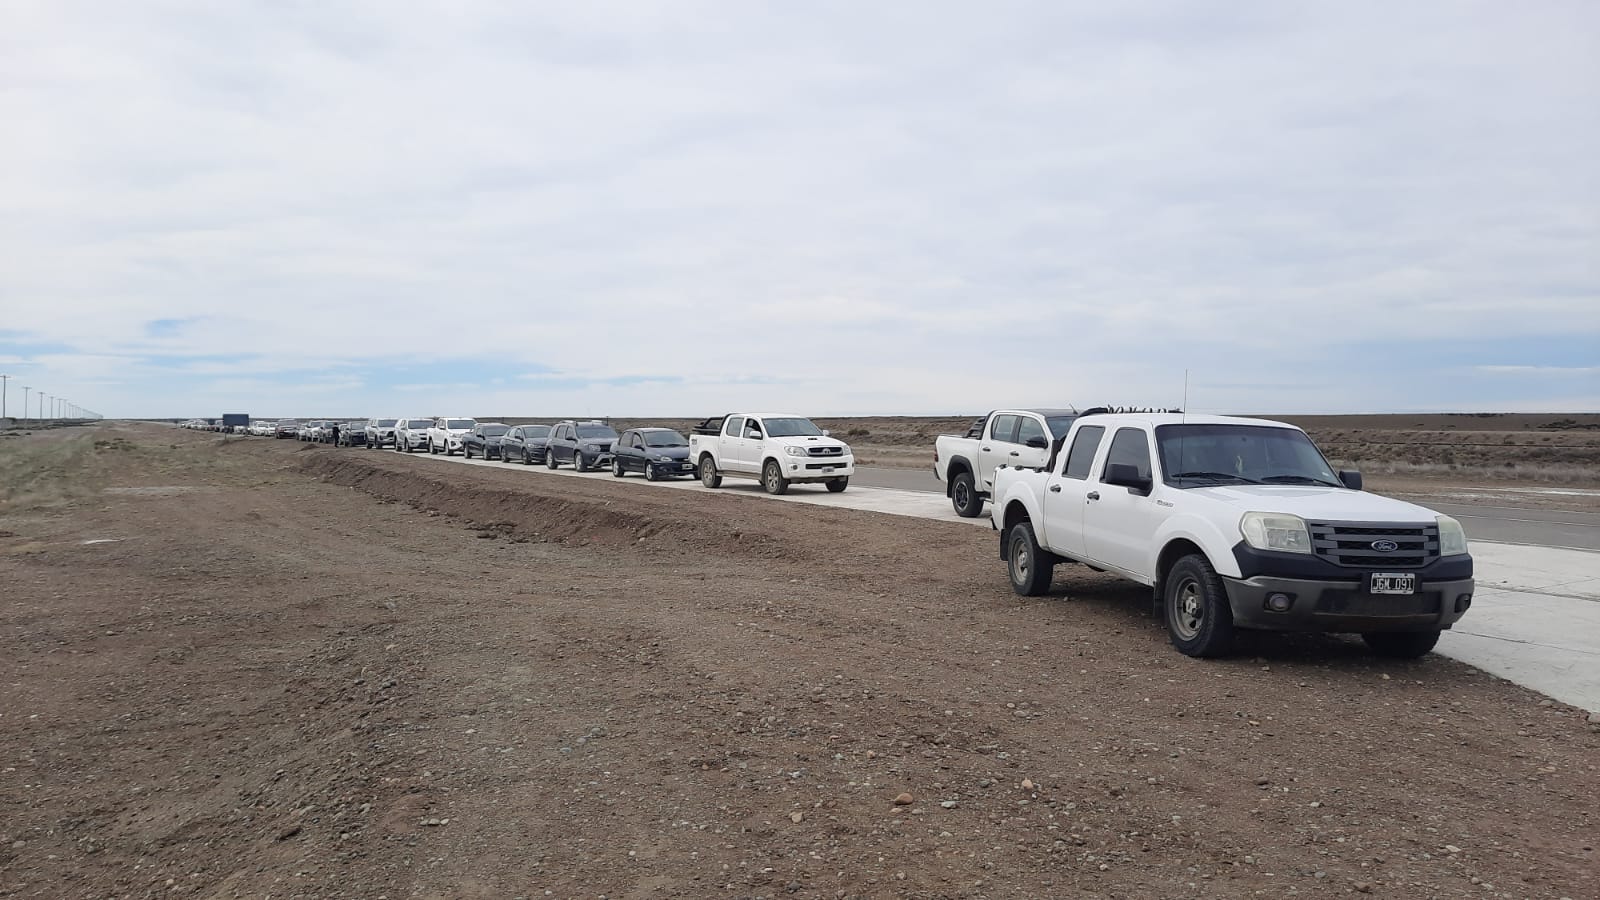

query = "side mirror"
[
  {"left": 822, "top": 429, "right": 830, "bottom": 437},
  {"left": 1104, "top": 463, "right": 1153, "bottom": 493},
  {"left": 1339, "top": 469, "right": 1363, "bottom": 491},
  {"left": 1025, "top": 436, "right": 1048, "bottom": 450}
]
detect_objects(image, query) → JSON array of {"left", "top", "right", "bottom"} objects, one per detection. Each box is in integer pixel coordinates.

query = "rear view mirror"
[
  {"left": 1339, "top": 469, "right": 1363, "bottom": 490},
  {"left": 1104, "top": 463, "right": 1153, "bottom": 493}
]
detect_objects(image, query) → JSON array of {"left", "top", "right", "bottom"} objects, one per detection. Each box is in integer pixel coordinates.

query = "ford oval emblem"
[{"left": 1371, "top": 540, "right": 1399, "bottom": 552}]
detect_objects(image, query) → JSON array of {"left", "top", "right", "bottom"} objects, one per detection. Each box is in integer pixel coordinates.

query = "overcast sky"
[{"left": 2, "top": 1, "right": 1596, "bottom": 419}]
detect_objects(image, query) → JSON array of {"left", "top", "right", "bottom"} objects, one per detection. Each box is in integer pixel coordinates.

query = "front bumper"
[
  {"left": 575, "top": 450, "right": 614, "bottom": 467},
  {"left": 370, "top": 431, "right": 395, "bottom": 447},
  {"left": 1222, "top": 574, "right": 1475, "bottom": 633},
  {"left": 779, "top": 456, "right": 855, "bottom": 483},
  {"left": 650, "top": 459, "right": 698, "bottom": 477}
]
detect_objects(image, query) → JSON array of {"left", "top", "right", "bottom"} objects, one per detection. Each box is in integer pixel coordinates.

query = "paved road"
[{"left": 850, "top": 465, "right": 1600, "bottom": 552}]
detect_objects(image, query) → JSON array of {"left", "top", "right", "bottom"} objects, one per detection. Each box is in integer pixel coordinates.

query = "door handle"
[
  {"left": 1009, "top": 451, "right": 1020, "bottom": 457},
  {"left": 1048, "top": 485, "right": 1061, "bottom": 493},
  {"left": 1087, "top": 491, "right": 1100, "bottom": 501},
  {"left": 981, "top": 447, "right": 990, "bottom": 452}
]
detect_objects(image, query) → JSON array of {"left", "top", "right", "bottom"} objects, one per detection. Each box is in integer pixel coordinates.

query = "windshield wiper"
[
  {"left": 1169, "top": 471, "right": 1262, "bottom": 485},
  {"left": 1260, "top": 474, "right": 1343, "bottom": 487}
]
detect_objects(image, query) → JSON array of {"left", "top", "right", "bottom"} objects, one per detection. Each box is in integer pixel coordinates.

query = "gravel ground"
[{"left": 0, "top": 424, "right": 1595, "bottom": 899}]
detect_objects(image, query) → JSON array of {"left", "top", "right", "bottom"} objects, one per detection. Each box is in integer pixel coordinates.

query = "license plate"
[
  {"left": 820, "top": 467, "right": 835, "bottom": 474},
  {"left": 1369, "top": 573, "right": 1416, "bottom": 595}
]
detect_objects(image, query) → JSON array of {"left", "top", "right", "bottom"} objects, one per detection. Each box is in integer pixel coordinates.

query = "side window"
[
  {"left": 745, "top": 419, "right": 764, "bottom": 438},
  {"left": 1103, "top": 427, "right": 1152, "bottom": 481},
  {"left": 1061, "top": 426, "right": 1105, "bottom": 479},
  {"left": 990, "top": 415, "right": 1020, "bottom": 443},
  {"left": 1016, "top": 417, "right": 1047, "bottom": 448},
  {"left": 724, "top": 416, "right": 744, "bottom": 438},
  {"left": 633, "top": 434, "right": 644, "bottom": 449}
]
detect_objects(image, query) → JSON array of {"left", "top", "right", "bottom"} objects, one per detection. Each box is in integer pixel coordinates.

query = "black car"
[
  {"left": 545, "top": 421, "right": 618, "bottom": 472},
  {"left": 337, "top": 422, "right": 367, "bottom": 446},
  {"left": 462, "top": 423, "right": 510, "bottom": 459},
  {"left": 611, "top": 428, "right": 695, "bottom": 480},
  {"left": 501, "top": 424, "right": 553, "bottom": 465}
]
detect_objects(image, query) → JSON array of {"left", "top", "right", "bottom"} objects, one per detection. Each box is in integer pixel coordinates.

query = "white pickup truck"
[
  {"left": 427, "top": 417, "right": 477, "bottom": 456},
  {"left": 689, "top": 413, "right": 854, "bottom": 495},
  {"left": 991, "top": 412, "right": 1474, "bottom": 659},
  {"left": 934, "top": 408, "right": 1082, "bottom": 517}
]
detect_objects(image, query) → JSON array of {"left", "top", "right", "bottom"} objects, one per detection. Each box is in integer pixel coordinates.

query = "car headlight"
[
  {"left": 1437, "top": 515, "right": 1469, "bottom": 556},
  {"left": 784, "top": 446, "right": 807, "bottom": 457},
  {"left": 1239, "top": 512, "right": 1312, "bottom": 554}
]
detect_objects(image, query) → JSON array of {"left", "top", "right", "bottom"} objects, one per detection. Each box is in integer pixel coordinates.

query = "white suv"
[
  {"left": 394, "top": 418, "right": 434, "bottom": 453},
  {"left": 427, "top": 417, "right": 477, "bottom": 456}
]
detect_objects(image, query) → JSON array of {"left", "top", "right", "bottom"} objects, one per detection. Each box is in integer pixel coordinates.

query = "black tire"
[
  {"left": 699, "top": 456, "right": 722, "bottom": 488},
  {"left": 826, "top": 477, "right": 848, "bottom": 493},
  {"left": 464, "top": 444, "right": 473, "bottom": 459},
  {"left": 951, "top": 470, "right": 983, "bottom": 517},
  {"left": 546, "top": 450, "right": 559, "bottom": 469},
  {"left": 1362, "top": 630, "right": 1442, "bottom": 659},
  {"left": 573, "top": 453, "right": 588, "bottom": 473},
  {"left": 762, "top": 460, "right": 789, "bottom": 495},
  {"left": 644, "top": 465, "right": 659, "bottom": 482},
  {"left": 612, "top": 459, "right": 625, "bottom": 478},
  {"left": 1006, "top": 521, "right": 1053, "bottom": 596},
  {"left": 1163, "top": 554, "right": 1235, "bottom": 658},
  {"left": 428, "top": 440, "right": 438, "bottom": 455},
  {"left": 521, "top": 448, "right": 531, "bottom": 466}
]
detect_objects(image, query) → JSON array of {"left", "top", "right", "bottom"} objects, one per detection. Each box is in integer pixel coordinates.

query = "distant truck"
[
  {"left": 934, "top": 409, "right": 1082, "bottom": 517},
  {"left": 689, "top": 413, "right": 854, "bottom": 494},
  {"left": 221, "top": 413, "right": 249, "bottom": 433}
]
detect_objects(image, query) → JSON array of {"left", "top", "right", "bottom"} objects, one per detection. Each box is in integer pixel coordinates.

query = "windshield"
[
  {"left": 446, "top": 419, "right": 474, "bottom": 429},
  {"left": 1155, "top": 424, "right": 1341, "bottom": 487},
  {"left": 376, "top": 419, "right": 397, "bottom": 426},
  {"left": 1044, "top": 416, "right": 1078, "bottom": 438},
  {"left": 522, "top": 425, "right": 550, "bottom": 438},
  {"left": 406, "top": 420, "right": 431, "bottom": 429},
  {"left": 644, "top": 430, "right": 688, "bottom": 447},
  {"left": 577, "top": 425, "right": 618, "bottom": 439},
  {"left": 481, "top": 425, "right": 508, "bottom": 436},
  {"left": 763, "top": 417, "right": 823, "bottom": 437}
]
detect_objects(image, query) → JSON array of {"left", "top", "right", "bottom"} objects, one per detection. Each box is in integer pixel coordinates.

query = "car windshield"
[
  {"left": 644, "top": 430, "right": 688, "bottom": 447},
  {"left": 1045, "top": 416, "right": 1078, "bottom": 438},
  {"left": 1155, "top": 424, "right": 1341, "bottom": 487},
  {"left": 519, "top": 425, "right": 550, "bottom": 438},
  {"left": 762, "top": 417, "right": 824, "bottom": 437},
  {"left": 407, "top": 421, "right": 431, "bottom": 429},
  {"left": 376, "top": 419, "right": 397, "bottom": 426},
  {"left": 446, "top": 419, "right": 474, "bottom": 429},
  {"left": 577, "top": 425, "right": 618, "bottom": 439},
  {"left": 481, "top": 425, "right": 508, "bottom": 436}
]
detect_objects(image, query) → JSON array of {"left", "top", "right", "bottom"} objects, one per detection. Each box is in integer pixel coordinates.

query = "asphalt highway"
[{"left": 849, "top": 465, "right": 1600, "bottom": 552}]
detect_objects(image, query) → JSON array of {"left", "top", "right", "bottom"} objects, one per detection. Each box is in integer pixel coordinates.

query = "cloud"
[{"left": 0, "top": 1, "right": 1596, "bottom": 416}]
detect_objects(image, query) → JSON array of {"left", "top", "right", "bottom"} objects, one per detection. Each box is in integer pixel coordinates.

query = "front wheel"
[
  {"left": 699, "top": 457, "right": 722, "bottom": 488},
  {"left": 546, "top": 451, "right": 559, "bottom": 469},
  {"left": 521, "top": 449, "right": 532, "bottom": 466},
  {"left": 612, "top": 459, "right": 626, "bottom": 478},
  {"left": 826, "top": 477, "right": 848, "bottom": 493},
  {"left": 951, "top": 471, "right": 983, "bottom": 517},
  {"left": 763, "top": 460, "right": 789, "bottom": 495},
  {"left": 572, "top": 453, "right": 588, "bottom": 473},
  {"left": 1362, "top": 630, "right": 1441, "bottom": 659},
  {"left": 1006, "top": 521, "right": 1053, "bottom": 596},
  {"left": 1164, "top": 555, "right": 1235, "bottom": 658},
  {"left": 644, "top": 465, "right": 659, "bottom": 482}
]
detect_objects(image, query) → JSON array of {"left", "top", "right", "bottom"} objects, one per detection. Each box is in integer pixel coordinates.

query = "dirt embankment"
[{"left": 1, "top": 425, "right": 1596, "bottom": 899}]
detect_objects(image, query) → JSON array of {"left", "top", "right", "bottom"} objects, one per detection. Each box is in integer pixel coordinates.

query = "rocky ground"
[{"left": 0, "top": 424, "right": 1596, "bottom": 899}]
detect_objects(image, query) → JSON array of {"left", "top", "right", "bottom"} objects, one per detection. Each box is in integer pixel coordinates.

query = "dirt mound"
[{"left": 299, "top": 452, "right": 794, "bottom": 560}]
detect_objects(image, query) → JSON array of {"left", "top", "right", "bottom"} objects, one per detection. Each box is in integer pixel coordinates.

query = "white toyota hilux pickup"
[
  {"left": 689, "top": 413, "right": 854, "bottom": 495},
  {"left": 991, "top": 413, "right": 1474, "bottom": 659}
]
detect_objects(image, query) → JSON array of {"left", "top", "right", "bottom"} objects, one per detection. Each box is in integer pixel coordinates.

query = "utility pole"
[
  {"left": 1, "top": 373, "right": 7, "bottom": 420},
  {"left": 21, "top": 386, "right": 29, "bottom": 425}
]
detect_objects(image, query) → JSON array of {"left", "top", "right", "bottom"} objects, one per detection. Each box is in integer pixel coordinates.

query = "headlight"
[
  {"left": 1437, "top": 515, "right": 1469, "bottom": 556},
  {"left": 784, "top": 446, "right": 808, "bottom": 457},
  {"left": 1239, "top": 512, "right": 1312, "bottom": 554},
  {"left": 584, "top": 443, "right": 599, "bottom": 451}
]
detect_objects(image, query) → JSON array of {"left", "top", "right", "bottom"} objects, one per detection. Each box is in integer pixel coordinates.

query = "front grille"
[
  {"left": 805, "top": 463, "right": 844, "bottom": 470},
  {"left": 1309, "top": 522, "right": 1438, "bottom": 568},
  {"left": 806, "top": 446, "right": 844, "bottom": 457}
]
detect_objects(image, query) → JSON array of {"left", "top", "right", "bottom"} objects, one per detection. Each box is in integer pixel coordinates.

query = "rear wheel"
[
  {"left": 763, "top": 460, "right": 789, "bottom": 495},
  {"left": 1362, "top": 630, "right": 1441, "bottom": 659},
  {"left": 1164, "top": 555, "right": 1235, "bottom": 658},
  {"left": 826, "top": 477, "right": 848, "bottom": 493},
  {"left": 464, "top": 444, "right": 474, "bottom": 459},
  {"left": 699, "top": 456, "right": 722, "bottom": 488},
  {"left": 1006, "top": 521, "right": 1053, "bottom": 596},
  {"left": 951, "top": 470, "right": 983, "bottom": 517}
]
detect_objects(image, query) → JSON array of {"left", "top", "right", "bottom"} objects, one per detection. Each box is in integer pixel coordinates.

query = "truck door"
[
  {"left": 721, "top": 416, "right": 750, "bottom": 473},
  {"left": 741, "top": 417, "right": 767, "bottom": 472},
  {"left": 1041, "top": 424, "right": 1105, "bottom": 559},
  {"left": 1082, "top": 427, "right": 1162, "bottom": 580},
  {"left": 1014, "top": 416, "right": 1052, "bottom": 469},
  {"left": 978, "top": 414, "right": 1021, "bottom": 492}
]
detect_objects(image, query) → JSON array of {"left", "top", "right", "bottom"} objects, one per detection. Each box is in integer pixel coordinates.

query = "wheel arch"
[{"left": 944, "top": 456, "right": 975, "bottom": 496}]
